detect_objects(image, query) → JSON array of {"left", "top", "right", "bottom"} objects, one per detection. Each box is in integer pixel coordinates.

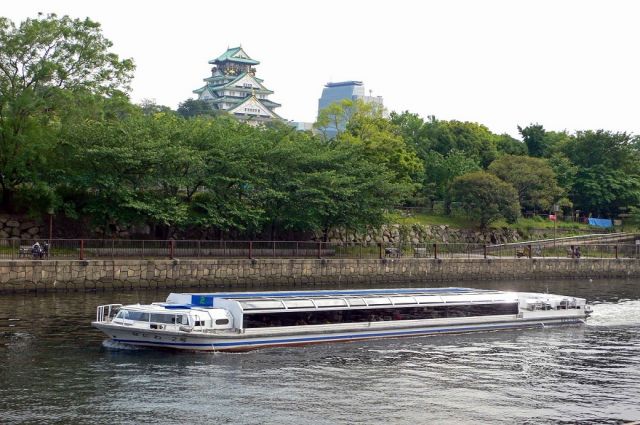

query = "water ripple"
[{"left": 1, "top": 280, "right": 640, "bottom": 424}]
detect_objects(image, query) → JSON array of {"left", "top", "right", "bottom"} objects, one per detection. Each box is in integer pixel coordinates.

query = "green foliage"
[
  {"left": 138, "top": 99, "right": 175, "bottom": 116},
  {"left": 315, "top": 100, "right": 423, "bottom": 199},
  {"left": 177, "top": 98, "right": 218, "bottom": 118},
  {"left": 391, "top": 113, "right": 500, "bottom": 168},
  {"left": 339, "top": 102, "right": 423, "bottom": 186},
  {"left": 2, "top": 14, "right": 638, "bottom": 237},
  {"left": 547, "top": 153, "right": 578, "bottom": 195},
  {"left": 423, "top": 149, "right": 481, "bottom": 205},
  {"left": 424, "top": 120, "right": 498, "bottom": 168},
  {"left": 389, "top": 111, "right": 430, "bottom": 158},
  {"left": 55, "top": 110, "right": 416, "bottom": 238},
  {"left": 450, "top": 171, "right": 520, "bottom": 228},
  {"left": 495, "top": 133, "right": 528, "bottom": 156},
  {"left": 488, "top": 155, "right": 563, "bottom": 211},
  {"left": 11, "top": 181, "right": 56, "bottom": 217},
  {"left": 0, "top": 13, "right": 134, "bottom": 211},
  {"left": 518, "top": 124, "right": 547, "bottom": 157},
  {"left": 560, "top": 130, "right": 640, "bottom": 214},
  {"left": 518, "top": 123, "right": 571, "bottom": 158}
]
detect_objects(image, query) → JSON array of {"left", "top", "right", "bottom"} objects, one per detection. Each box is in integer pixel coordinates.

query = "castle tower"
[{"left": 193, "top": 46, "right": 282, "bottom": 123}]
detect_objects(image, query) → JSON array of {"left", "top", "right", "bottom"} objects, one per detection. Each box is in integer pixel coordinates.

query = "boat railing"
[{"left": 96, "top": 304, "right": 123, "bottom": 323}]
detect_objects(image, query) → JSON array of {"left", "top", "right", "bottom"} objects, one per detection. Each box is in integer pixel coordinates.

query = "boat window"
[
  {"left": 239, "top": 300, "right": 284, "bottom": 310},
  {"left": 215, "top": 319, "right": 229, "bottom": 325},
  {"left": 390, "top": 296, "right": 417, "bottom": 305},
  {"left": 314, "top": 298, "right": 348, "bottom": 308},
  {"left": 283, "top": 299, "right": 316, "bottom": 309},
  {"left": 413, "top": 296, "right": 441, "bottom": 304},
  {"left": 363, "top": 297, "right": 391, "bottom": 306},
  {"left": 242, "top": 303, "right": 518, "bottom": 328},
  {"left": 345, "top": 298, "right": 366, "bottom": 306},
  {"left": 124, "top": 311, "right": 150, "bottom": 322},
  {"left": 150, "top": 313, "right": 177, "bottom": 324}
]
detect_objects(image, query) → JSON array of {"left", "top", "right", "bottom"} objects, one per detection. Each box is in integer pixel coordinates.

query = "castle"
[{"left": 193, "top": 46, "right": 281, "bottom": 123}]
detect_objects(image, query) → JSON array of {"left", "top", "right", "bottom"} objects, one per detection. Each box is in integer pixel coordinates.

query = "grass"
[
  {"left": 387, "top": 211, "right": 630, "bottom": 235},
  {"left": 387, "top": 211, "right": 475, "bottom": 228}
]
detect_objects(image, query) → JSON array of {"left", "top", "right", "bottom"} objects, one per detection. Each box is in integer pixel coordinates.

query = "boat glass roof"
[{"left": 172, "top": 288, "right": 516, "bottom": 310}]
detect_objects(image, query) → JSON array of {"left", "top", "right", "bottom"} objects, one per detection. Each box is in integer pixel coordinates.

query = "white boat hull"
[{"left": 93, "top": 314, "right": 585, "bottom": 352}]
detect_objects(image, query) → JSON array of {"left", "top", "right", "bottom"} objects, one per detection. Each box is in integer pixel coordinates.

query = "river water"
[{"left": 1, "top": 279, "right": 639, "bottom": 424}]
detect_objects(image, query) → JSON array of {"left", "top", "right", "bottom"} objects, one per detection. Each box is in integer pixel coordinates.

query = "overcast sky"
[{"left": 4, "top": 0, "right": 640, "bottom": 136}]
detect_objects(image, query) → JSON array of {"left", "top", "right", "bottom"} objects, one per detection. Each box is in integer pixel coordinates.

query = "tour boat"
[{"left": 92, "top": 287, "right": 592, "bottom": 352}]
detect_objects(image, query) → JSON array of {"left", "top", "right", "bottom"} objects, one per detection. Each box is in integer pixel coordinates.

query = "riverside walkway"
[{"left": 1, "top": 233, "right": 638, "bottom": 261}]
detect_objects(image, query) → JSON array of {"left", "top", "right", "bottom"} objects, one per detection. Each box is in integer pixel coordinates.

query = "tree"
[
  {"left": 0, "top": 13, "right": 134, "bottom": 211},
  {"left": 547, "top": 153, "right": 578, "bottom": 196},
  {"left": 177, "top": 98, "right": 217, "bottom": 118},
  {"left": 138, "top": 98, "right": 174, "bottom": 115},
  {"left": 314, "top": 98, "right": 364, "bottom": 140},
  {"left": 518, "top": 124, "right": 571, "bottom": 158},
  {"left": 423, "top": 149, "right": 481, "bottom": 208},
  {"left": 488, "top": 155, "right": 563, "bottom": 211},
  {"left": 316, "top": 99, "right": 423, "bottom": 190},
  {"left": 421, "top": 119, "right": 498, "bottom": 168},
  {"left": 389, "top": 110, "right": 429, "bottom": 158},
  {"left": 246, "top": 121, "right": 415, "bottom": 239},
  {"left": 450, "top": 171, "right": 520, "bottom": 228},
  {"left": 560, "top": 130, "right": 640, "bottom": 214},
  {"left": 495, "top": 133, "right": 528, "bottom": 156},
  {"left": 518, "top": 123, "right": 547, "bottom": 157}
]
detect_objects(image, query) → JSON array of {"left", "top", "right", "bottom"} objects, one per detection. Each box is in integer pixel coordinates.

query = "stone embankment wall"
[
  {"left": 325, "top": 224, "right": 523, "bottom": 245},
  {"left": 1, "top": 258, "right": 638, "bottom": 293},
  {"left": 0, "top": 216, "right": 42, "bottom": 240}
]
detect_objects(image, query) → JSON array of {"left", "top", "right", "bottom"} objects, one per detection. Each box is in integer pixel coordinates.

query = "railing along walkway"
[{"left": 1, "top": 238, "right": 639, "bottom": 261}]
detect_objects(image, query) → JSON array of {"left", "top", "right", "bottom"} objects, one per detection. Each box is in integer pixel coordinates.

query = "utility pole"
[{"left": 553, "top": 204, "right": 559, "bottom": 257}]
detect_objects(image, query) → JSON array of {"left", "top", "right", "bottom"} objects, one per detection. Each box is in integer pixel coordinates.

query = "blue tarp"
[{"left": 588, "top": 218, "right": 613, "bottom": 228}]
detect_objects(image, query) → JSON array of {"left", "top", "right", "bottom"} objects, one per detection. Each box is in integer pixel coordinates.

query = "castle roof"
[
  {"left": 209, "top": 46, "right": 260, "bottom": 65},
  {"left": 228, "top": 95, "right": 282, "bottom": 119},
  {"left": 198, "top": 73, "right": 274, "bottom": 95}
]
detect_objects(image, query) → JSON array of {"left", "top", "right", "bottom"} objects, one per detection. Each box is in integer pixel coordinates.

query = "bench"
[
  {"left": 18, "top": 246, "right": 31, "bottom": 258},
  {"left": 414, "top": 247, "right": 428, "bottom": 258}
]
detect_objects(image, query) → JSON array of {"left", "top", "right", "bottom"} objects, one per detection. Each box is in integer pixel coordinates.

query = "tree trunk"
[{"left": 0, "top": 188, "right": 16, "bottom": 213}]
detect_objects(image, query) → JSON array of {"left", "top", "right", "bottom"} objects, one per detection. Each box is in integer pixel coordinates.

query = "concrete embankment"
[{"left": 0, "top": 257, "right": 639, "bottom": 293}]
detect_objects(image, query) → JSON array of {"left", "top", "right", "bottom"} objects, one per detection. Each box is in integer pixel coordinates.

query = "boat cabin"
[
  {"left": 165, "top": 288, "right": 524, "bottom": 331},
  {"left": 106, "top": 304, "right": 234, "bottom": 332}
]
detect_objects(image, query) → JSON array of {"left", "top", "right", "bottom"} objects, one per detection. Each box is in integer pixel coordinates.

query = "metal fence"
[{"left": 1, "top": 239, "right": 639, "bottom": 260}]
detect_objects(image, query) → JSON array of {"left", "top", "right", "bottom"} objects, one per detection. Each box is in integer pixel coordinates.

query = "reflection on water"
[{"left": 1, "top": 279, "right": 639, "bottom": 424}]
